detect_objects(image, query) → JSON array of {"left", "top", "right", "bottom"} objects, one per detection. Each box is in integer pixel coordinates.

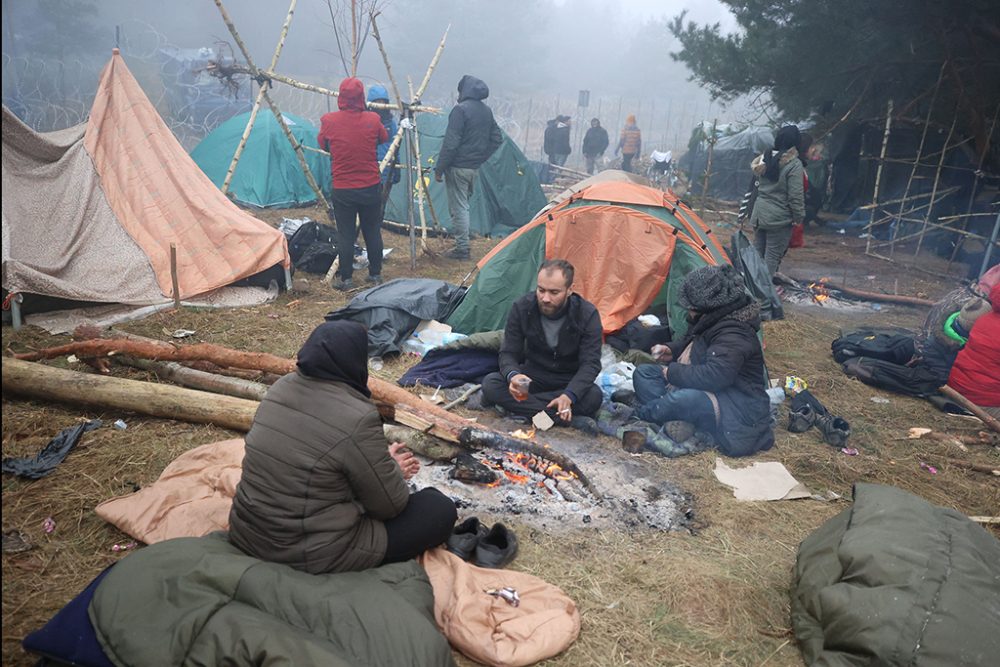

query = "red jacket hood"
[
  {"left": 337, "top": 78, "right": 365, "bottom": 111},
  {"left": 991, "top": 283, "right": 1000, "bottom": 313}
]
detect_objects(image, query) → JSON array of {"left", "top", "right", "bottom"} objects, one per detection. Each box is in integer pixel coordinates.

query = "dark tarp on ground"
[
  {"left": 324, "top": 279, "right": 466, "bottom": 357},
  {"left": 728, "top": 232, "right": 784, "bottom": 321},
  {"left": 1, "top": 420, "right": 101, "bottom": 479},
  {"left": 398, "top": 349, "right": 499, "bottom": 389},
  {"left": 681, "top": 126, "right": 773, "bottom": 201},
  {"left": 791, "top": 482, "right": 1000, "bottom": 666},
  {"left": 84, "top": 533, "right": 455, "bottom": 666}
]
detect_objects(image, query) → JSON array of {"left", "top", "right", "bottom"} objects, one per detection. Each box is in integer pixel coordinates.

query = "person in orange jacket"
[{"left": 615, "top": 115, "right": 642, "bottom": 173}]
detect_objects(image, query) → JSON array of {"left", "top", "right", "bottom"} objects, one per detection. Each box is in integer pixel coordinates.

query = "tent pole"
[
  {"left": 408, "top": 76, "right": 429, "bottom": 250},
  {"left": 865, "top": 99, "right": 893, "bottom": 257},
  {"left": 888, "top": 62, "right": 944, "bottom": 257},
  {"left": 404, "top": 110, "right": 417, "bottom": 271},
  {"left": 699, "top": 118, "right": 717, "bottom": 215},
  {"left": 980, "top": 211, "right": 1000, "bottom": 279},
  {"left": 10, "top": 293, "right": 23, "bottom": 330},
  {"left": 948, "top": 104, "right": 999, "bottom": 269},
  {"left": 219, "top": 0, "right": 298, "bottom": 196},
  {"left": 914, "top": 103, "right": 958, "bottom": 256}
]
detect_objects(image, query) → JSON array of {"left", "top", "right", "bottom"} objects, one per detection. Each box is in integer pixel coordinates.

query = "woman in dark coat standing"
[
  {"left": 749, "top": 125, "right": 805, "bottom": 276},
  {"left": 228, "top": 321, "right": 456, "bottom": 574}
]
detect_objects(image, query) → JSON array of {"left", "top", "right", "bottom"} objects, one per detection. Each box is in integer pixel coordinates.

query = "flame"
[
  {"left": 474, "top": 449, "right": 579, "bottom": 488},
  {"left": 808, "top": 281, "right": 830, "bottom": 303},
  {"left": 509, "top": 428, "right": 536, "bottom": 440}
]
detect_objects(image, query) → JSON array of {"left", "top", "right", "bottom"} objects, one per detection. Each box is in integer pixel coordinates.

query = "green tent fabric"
[
  {"left": 446, "top": 173, "right": 729, "bottom": 337},
  {"left": 191, "top": 111, "right": 331, "bottom": 208},
  {"left": 384, "top": 113, "right": 545, "bottom": 237},
  {"left": 791, "top": 483, "right": 1000, "bottom": 666}
]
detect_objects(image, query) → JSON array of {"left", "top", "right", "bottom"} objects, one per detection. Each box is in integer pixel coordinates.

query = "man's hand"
[
  {"left": 651, "top": 344, "right": 673, "bottom": 363},
  {"left": 434, "top": 171, "right": 444, "bottom": 183},
  {"left": 388, "top": 442, "right": 420, "bottom": 480},
  {"left": 547, "top": 394, "right": 573, "bottom": 422},
  {"left": 661, "top": 365, "right": 670, "bottom": 382},
  {"left": 508, "top": 373, "right": 531, "bottom": 401}
]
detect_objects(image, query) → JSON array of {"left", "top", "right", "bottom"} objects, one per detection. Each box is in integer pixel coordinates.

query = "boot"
[
  {"left": 787, "top": 404, "right": 818, "bottom": 433},
  {"left": 475, "top": 523, "right": 518, "bottom": 568},
  {"left": 817, "top": 414, "right": 851, "bottom": 448},
  {"left": 446, "top": 517, "right": 488, "bottom": 562},
  {"left": 664, "top": 420, "right": 696, "bottom": 443}
]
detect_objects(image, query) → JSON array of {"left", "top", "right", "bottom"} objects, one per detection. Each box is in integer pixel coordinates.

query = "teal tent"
[
  {"left": 384, "top": 113, "right": 545, "bottom": 237},
  {"left": 191, "top": 112, "right": 331, "bottom": 208}
]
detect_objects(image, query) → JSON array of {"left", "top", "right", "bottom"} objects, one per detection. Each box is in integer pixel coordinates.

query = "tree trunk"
[
  {"left": 3, "top": 358, "right": 258, "bottom": 432},
  {"left": 382, "top": 424, "right": 462, "bottom": 461}
]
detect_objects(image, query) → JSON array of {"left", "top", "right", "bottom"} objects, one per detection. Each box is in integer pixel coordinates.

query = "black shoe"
[
  {"left": 568, "top": 415, "right": 599, "bottom": 435},
  {"left": 366, "top": 274, "right": 384, "bottom": 285},
  {"left": 333, "top": 277, "right": 354, "bottom": 291},
  {"left": 787, "top": 404, "right": 817, "bottom": 433},
  {"left": 446, "top": 517, "right": 487, "bottom": 561},
  {"left": 444, "top": 248, "right": 470, "bottom": 260},
  {"left": 817, "top": 415, "right": 851, "bottom": 448},
  {"left": 611, "top": 388, "right": 636, "bottom": 407},
  {"left": 476, "top": 523, "right": 518, "bottom": 569}
]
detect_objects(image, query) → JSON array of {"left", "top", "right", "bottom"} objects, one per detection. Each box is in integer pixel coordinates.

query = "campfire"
[{"left": 807, "top": 279, "right": 832, "bottom": 304}]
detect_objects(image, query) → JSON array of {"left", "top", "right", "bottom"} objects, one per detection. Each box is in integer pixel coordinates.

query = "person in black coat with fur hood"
[{"left": 632, "top": 264, "right": 774, "bottom": 457}]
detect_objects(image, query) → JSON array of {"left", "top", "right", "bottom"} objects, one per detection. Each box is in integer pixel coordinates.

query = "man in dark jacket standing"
[
  {"left": 632, "top": 264, "right": 774, "bottom": 457},
  {"left": 435, "top": 75, "right": 503, "bottom": 260},
  {"left": 482, "top": 259, "right": 604, "bottom": 423},
  {"left": 582, "top": 118, "right": 609, "bottom": 174},
  {"left": 317, "top": 78, "right": 389, "bottom": 290},
  {"left": 543, "top": 115, "right": 572, "bottom": 167}
]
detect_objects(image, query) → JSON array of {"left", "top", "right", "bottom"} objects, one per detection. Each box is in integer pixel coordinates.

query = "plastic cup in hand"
[{"left": 512, "top": 377, "right": 530, "bottom": 402}]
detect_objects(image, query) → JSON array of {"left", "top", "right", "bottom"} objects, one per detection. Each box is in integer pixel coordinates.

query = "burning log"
[
  {"left": 449, "top": 452, "right": 499, "bottom": 484},
  {"left": 394, "top": 405, "right": 598, "bottom": 496},
  {"left": 777, "top": 273, "right": 935, "bottom": 307},
  {"left": 383, "top": 424, "right": 462, "bottom": 462}
]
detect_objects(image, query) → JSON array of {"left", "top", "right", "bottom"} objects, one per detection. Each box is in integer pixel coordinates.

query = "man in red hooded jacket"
[
  {"left": 317, "top": 78, "right": 389, "bottom": 290},
  {"left": 947, "top": 283, "right": 1000, "bottom": 417}
]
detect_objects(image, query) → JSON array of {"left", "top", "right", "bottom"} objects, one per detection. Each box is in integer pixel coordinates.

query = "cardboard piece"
[
  {"left": 532, "top": 410, "right": 555, "bottom": 431},
  {"left": 713, "top": 458, "right": 811, "bottom": 501}
]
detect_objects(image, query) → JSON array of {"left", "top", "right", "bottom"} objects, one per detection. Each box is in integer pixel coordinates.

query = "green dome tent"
[
  {"left": 446, "top": 171, "right": 730, "bottom": 338},
  {"left": 191, "top": 111, "right": 330, "bottom": 208},
  {"left": 384, "top": 113, "right": 545, "bottom": 237}
]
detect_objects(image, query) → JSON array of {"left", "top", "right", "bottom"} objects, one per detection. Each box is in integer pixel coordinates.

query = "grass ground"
[{"left": 3, "top": 204, "right": 998, "bottom": 666}]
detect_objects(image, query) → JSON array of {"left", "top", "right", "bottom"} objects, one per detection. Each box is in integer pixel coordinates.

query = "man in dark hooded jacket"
[
  {"left": 632, "top": 265, "right": 774, "bottom": 457},
  {"left": 543, "top": 115, "right": 572, "bottom": 166},
  {"left": 582, "top": 118, "right": 609, "bottom": 174},
  {"left": 317, "top": 78, "right": 389, "bottom": 290},
  {"left": 434, "top": 75, "right": 503, "bottom": 260}
]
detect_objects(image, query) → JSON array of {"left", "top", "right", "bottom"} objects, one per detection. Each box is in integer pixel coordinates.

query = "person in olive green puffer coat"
[{"left": 749, "top": 125, "right": 805, "bottom": 276}]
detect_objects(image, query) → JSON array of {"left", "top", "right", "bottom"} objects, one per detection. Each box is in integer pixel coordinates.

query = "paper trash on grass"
[{"left": 713, "top": 458, "right": 811, "bottom": 501}]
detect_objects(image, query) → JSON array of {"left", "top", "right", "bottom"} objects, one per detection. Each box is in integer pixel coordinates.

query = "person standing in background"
[
  {"left": 366, "top": 84, "right": 400, "bottom": 209},
  {"left": 435, "top": 74, "right": 503, "bottom": 260},
  {"left": 582, "top": 118, "right": 609, "bottom": 175},
  {"left": 615, "top": 115, "right": 642, "bottom": 173},
  {"left": 748, "top": 125, "right": 805, "bottom": 277},
  {"left": 544, "top": 114, "right": 572, "bottom": 167},
  {"left": 317, "top": 77, "right": 389, "bottom": 290}
]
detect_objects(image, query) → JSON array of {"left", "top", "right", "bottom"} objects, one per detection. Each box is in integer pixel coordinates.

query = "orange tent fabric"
[{"left": 2, "top": 50, "right": 288, "bottom": 305}]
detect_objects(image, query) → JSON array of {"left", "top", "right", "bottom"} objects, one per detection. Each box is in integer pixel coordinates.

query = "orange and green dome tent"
[{"left": 446, "top": 171, "right": 729, "bottom": 338}]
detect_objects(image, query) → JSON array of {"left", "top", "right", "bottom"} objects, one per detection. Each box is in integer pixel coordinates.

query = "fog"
[{"left": 2, "top": 0, "right": 755, "bottom": 157}]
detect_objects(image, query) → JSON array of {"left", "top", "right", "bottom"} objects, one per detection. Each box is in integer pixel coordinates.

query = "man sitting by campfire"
[
  {"left": 481, "top": 259, "right": 604, "bottom": 427},
  {"left": 632, "top": 264, "right": 775, "bottom": 457}
]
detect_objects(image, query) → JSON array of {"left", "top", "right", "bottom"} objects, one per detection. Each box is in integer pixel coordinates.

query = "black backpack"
[
  {"left": 831, "top": 329, "right": 916, "bottom": 365},
  {"left": 288, "top": 221, "right": 339, "bottom": 274}
]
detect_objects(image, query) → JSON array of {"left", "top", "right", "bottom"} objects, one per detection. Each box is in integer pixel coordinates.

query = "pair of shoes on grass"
[
  {"left": 446, "top": 517, "right": 518, "bottom": 568},
  {"left": 333, "top": 275, "right": 382, "bottom": 291},
  {"left": 787, "top": 390, "right": 851, "bottom": 448}
]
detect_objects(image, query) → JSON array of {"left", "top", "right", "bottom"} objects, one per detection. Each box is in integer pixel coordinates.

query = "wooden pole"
[
  {"left": 948, "top": 104, "right": 999, "bottom": 268},
  {"left": 865, "top": 99, "right": 894, "bottom": 256},
  {"left": 523, "top": 97, "right": 533, "bottom": 154},
  {"left": 220, "top": 0, "right": 298, "bottom": 196},
  {"left": 699, "top": 118, "right": 718, "bottom": 216},
  {"left": 351, "top": 0, "right": 358, "bottom": 77},
  {"left": 369, "top": 12, "right": 404, "bottom": 112},
  {"left": 414, "top": 25, "right": 450, "bottom": 100},
  {"left": 3, "top": 358, "right": 259, "bottom": 432},
  {"left": 888, "top": 62, "right": 945, "bottom": 257},
  {"left": 169, "top": 243, "right": 181, "bottom": 307},
  {"left": 212, "top": 0, "right": 328, "bottom": 209},
  {"left": 408, "top": 76, "right": 429, "bottom": 250},
  {"left": 914, "top": 104, "right": 958, "bottom": 256},
  {"left": 404, "top": 113, "right": 417, "bottom": 270}
]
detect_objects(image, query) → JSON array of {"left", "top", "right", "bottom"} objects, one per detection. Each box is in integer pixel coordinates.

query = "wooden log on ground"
[
  {"left": 383, "top": 424, "right": 462, "bottom": 461},
  {"left": 182, "top": 361, "right": 283, "bottom": 385},
  {"left": 116, "top": 357, "right": 268, "bottom": 401},
  {"left": 939, "top": 385, "right": 1000, "bottom": 434},
  {"left": 780, "top": 273, "right": 935, "bottom": 307},
  {"left": 394, "top": 404, "right": 598, "bottom": 496},
  {"left": 15, "top": 335, "right": 463, "bottom": 425},
  {"left": 3, "top": 358, "right": 258, "bottom": 432}
]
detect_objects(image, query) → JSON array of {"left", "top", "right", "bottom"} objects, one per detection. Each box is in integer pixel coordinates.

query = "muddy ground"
[{"left": 3, "top": 204, "right": 997, "bottom": 667}]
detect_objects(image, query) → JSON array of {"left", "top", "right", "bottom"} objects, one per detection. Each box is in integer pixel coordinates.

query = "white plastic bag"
[{"left": 595, "top": 361, "right": 636, "bottom": 399}]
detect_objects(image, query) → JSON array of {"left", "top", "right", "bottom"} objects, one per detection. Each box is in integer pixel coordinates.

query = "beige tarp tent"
[{"left": 1, "top": 49, "right": 289, "bottom": 311}]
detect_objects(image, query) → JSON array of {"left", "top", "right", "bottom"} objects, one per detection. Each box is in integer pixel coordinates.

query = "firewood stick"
[
  {"left": 443, "top": 384, "right": 481, "bottom": 410},
  {"left": 939, "top": 385, "right": 1000, "bottom": 434},
  {"left": 115, "top": 357, "right": 268, "bottom": 401}
]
